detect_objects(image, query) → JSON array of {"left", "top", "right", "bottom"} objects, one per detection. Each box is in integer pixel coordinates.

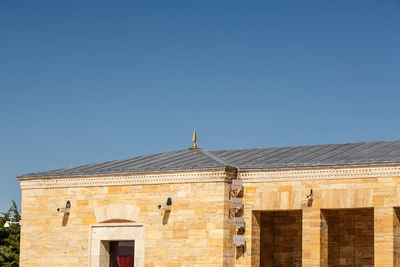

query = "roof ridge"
[{"left": 197, "top": 149, "right": 232, "bottom": 167}]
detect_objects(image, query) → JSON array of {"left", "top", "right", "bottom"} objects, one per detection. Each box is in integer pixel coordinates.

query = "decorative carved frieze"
[
  {"left": 239, "top": 166, "right": 400, "bottom": 182},
  {"left": 20, "top": 169, "right": 236, "bottom": 189},
  {"left": 19, "top": 165, "right": 400, "bottom": 189}
]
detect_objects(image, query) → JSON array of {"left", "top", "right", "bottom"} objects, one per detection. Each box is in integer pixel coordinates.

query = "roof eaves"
[{"left": 16, "top": 165, "right": 234, "bottom": 180}]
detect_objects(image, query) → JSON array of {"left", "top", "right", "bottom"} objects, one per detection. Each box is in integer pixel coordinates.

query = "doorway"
[
  {"left": 321, "top": 208, "right": 374, "bottom": 266},
  {"left": 89, "top": 223, "right": 144, "bottom": 267},
  {"left": 257, "top": 210, "right": 302, "bottom": 267}
]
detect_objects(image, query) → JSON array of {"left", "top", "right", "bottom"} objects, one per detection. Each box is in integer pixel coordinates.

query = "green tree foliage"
[{"left": 0, "top": 201, "right": 20, "bottom": 267}]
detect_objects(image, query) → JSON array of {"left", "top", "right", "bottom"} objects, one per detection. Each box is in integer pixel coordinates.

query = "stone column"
[
  {"left": 302, "top": 208, "right": 321, "bottom": 266},
  {"left": 250, "top": 211, "right": 261, "bottom": 267},
  {"left": 375, "top": 207, "right": 395, "bottom": 266},
  {"left": 319, "top": 210, "right": 328, "bottom": 267}
]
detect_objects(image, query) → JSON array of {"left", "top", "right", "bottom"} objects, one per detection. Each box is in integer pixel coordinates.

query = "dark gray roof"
[{"left": 18, "top": 140, "right": 400, "bottom": 179}]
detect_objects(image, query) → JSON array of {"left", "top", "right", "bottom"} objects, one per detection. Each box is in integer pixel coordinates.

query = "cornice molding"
[
  {"left": 239, "top": 165, "right": 400, "bottom": 182},
  {"left": 20, "top": 169, "right": 237, "bottom": 190},
  {"left": 19, "top": 165, "right": 400, "bottom": 189}
]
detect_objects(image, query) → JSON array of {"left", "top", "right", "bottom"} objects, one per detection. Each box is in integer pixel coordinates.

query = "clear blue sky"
[{"left": 1, "top": 0, "right": 399, "bottom": 212}]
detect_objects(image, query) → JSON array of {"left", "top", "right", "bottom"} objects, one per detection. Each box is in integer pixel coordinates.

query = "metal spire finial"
[
  {"left": 192, "top": 129, "right": 197, "bottom": 149},
  {"left": 189, "top": 129, "right": 198, "bottom": 150}
]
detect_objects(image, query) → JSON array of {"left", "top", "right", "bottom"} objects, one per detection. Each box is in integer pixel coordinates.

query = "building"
[{"left": 17, "top": 139, "right": 400, "bottom": 266}]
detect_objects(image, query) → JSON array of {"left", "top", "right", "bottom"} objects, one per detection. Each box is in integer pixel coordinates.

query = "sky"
[{"left": 1, "top": 0, "right": 399, "bottom": 212}]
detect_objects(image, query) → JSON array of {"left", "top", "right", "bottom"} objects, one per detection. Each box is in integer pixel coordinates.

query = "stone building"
[{"left": 17, "top": 139, "right": 400, "bottom": 267}]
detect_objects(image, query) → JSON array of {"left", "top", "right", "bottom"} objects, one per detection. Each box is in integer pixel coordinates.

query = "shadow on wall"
[
  {"left": 62, "top": 213, "right": 69, "bottom": 227},
  {"left": 162, "top": 210, "right": 171, "bottom": 225}
]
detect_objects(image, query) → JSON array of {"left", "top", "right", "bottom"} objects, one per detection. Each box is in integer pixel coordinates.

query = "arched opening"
[
  {"left": 101, "top": 219, "right": 134, "bottom": 223},
  {"left": 94, "top": 204, "right": 140, "bottom": 223}
]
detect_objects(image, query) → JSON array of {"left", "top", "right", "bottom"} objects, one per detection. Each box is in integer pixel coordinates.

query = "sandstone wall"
[{"left": 20, "top": 180, "right": 231, "bottom": 267}]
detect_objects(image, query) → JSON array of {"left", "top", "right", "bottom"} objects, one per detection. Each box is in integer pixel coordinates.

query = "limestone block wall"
[{"left": 19, "top": 172, "right": 233, "bottom": 267}]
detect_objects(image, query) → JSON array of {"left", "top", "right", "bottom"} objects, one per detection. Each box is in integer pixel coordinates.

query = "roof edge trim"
[
  {"left": 16, "top": 166, "right": 237, "bottom": 181},
  {"left": 18, "top": 167, "right": 238, "bottom": 189}
]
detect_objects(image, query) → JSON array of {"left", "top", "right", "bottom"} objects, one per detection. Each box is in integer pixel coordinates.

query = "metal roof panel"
[{"left": 18, "top": 140, "right": 400, "bottom": 179}]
